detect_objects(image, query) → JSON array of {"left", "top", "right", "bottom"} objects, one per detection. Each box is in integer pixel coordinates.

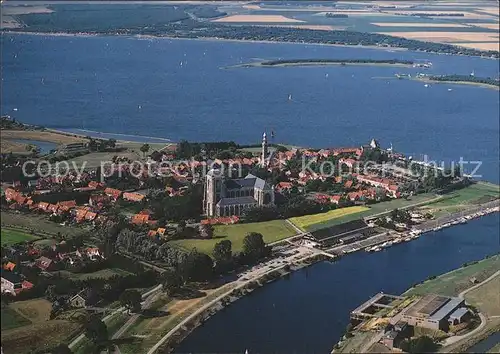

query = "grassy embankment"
[
  {"left": 109, "top": 284, "right": 238, "bottom": 354},
  {"left": 403, "top": 254, "right": 500, "bottom": 297},
  {"left": 290, "top": 183, "right": 499, "bottom": 232},
  {"left": 338, "top": 255, "right": 500, "bottom": 353},
  {"left": 289, "top": 192, "right": 439, "bottom": 232},
  {"left": 169, "top": 219, "right": 297, "bottom": 255},
  {"left": 1, "top": 298, "right": 82, "bottom": 354},
  {"left": 419, "top": 182, "right": 500, "bottom": 218}
]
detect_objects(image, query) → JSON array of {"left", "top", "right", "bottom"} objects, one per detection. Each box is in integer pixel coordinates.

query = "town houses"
[{"left": 2, "top": 137, "right": 411, "bottom": 227}]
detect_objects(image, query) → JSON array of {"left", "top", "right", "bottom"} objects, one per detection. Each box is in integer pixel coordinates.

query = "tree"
[
  {"left": 140, "top": 143, "right": 150, "bottom": 157},
  {"left": 161, "top": 269, "right": 183, "bottom": 296},
  {"left": 119, "top": 289, "right": 142, "bottom": 314},
  {"left": 213, "top": 240, "right": 232, "bottom": 264},
  {"left": 52, "top": 343, "right": 72, "bottom": 354},
  {"left": 401, "top": 336, "right": 438, "bottom": 353},
  {"left": 45, "top": 284, "right": 57, "bottom": 302},
  {"left": 84, "top": 316, "right": 108, "bottom": 344},
  {"left": 243, "top": 232, "right": 269, "bottom": 261},
  {"left": 107, "top": 138, "right": 116, "bottom": 148},
  {"left": 180, "top": 250, "right": 214, "bottom": 282}
]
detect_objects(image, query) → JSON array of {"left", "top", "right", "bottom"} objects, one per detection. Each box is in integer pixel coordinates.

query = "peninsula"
[
  {"left": 232, "top": 58, "right": 416, "bottom": 68},
  {"left": 2, "top": 118, "right": 499, "bottom": 353},
  {"left": 422, "top": 74, "right": 500, "bottom": 90},
  {"left": 335, "top": 254, "right": 500, "bottom": 353}
]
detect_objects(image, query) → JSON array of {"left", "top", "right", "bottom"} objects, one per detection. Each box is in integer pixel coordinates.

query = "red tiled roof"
[
  {"left": 123, "top": 192, "right": 145, "bottom": 202},
  {"left": 104, "top": 188, "right": 123, "bottom": 199}
]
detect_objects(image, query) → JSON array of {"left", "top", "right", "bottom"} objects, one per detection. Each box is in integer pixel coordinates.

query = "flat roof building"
[{"left": 401, "top": 294, "right": 466, "bottom": 331}]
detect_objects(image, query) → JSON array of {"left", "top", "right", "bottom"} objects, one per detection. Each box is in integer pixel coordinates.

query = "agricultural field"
[
  {"left": 1, "top": 211, "right": 87, "bottom": 238},
  {"left": 465, "top": 273, "right": 500, "bottom": 317},
  {"left": 288, "top": 206, "right": 369, "bottom": 231},
  {"left": 1, "top": 307, "right": 30, "bottom": 331},
  {"left": 1, "top": 227, "right": 39, "bottom": 245},
  {"left": 169, "top": 220, "right": 297, "bottom": 255},
  {"left": 403, "top": 254, "right": 500, "bottom": 297},
  {"left": 1, "top": 298, "right": 81, "bottom": 354}
]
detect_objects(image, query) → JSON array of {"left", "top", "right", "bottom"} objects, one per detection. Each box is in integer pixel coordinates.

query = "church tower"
[
  {"left": 261, "top": 132, "right": 268, "bottom": 167},
  {"left": 203, "top": 169, "right": 225, "bottom": 217}
]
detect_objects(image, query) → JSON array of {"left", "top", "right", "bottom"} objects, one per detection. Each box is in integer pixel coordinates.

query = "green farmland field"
[{"left": 169, "top": 220, "right": 297, "bottom": 255}]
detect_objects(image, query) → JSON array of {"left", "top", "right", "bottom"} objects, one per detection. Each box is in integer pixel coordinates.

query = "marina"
[{"left": 329, "top": 202, "right": 499, "bottom": 256}]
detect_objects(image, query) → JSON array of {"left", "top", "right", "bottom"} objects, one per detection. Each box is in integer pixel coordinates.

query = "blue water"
[
  {"left": 177, "top": 214, "right": 500, "bottom": 353},
  {"left": 12, "top": 139, "right": 57, "bottom": 154},
  {"left": 2, "top": 34, "right": 499, "bottom": 181},
  {"left": 467, "top": 331, "right": 500, "bottom": 353}
]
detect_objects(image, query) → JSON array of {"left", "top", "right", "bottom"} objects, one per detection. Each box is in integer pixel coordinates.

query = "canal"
[{"left": 175, "top": 213, "right": 500, "bottom": 353}]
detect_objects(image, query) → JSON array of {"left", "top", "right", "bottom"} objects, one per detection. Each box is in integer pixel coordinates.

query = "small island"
[
  {"left": 231, "top": 58, "right": 415, "bottom": 69},
  {"left": 423, "top": 74, "right": 500, "bottom": 90}
]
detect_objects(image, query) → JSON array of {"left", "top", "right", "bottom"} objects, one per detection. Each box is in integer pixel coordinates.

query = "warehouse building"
[{"left": 401, "top": 294, "right": 467, "bottom": 331}]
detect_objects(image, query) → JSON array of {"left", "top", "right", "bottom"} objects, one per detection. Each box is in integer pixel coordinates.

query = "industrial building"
[{"left": 401, "top": 294, "right": 468, "bottom": 331}]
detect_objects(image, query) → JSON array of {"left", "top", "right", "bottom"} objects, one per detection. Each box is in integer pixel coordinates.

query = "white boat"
[
  {"left": 373, "top": 247, "right": 382, "bottom": 252},
  {"left": 288, "top": 94, "right": 292, "bottom": 101},
  {"left": 424, "top": 84, "right": 429, "bottom": 88},
  {"left": 448, "top": 88, "right": 453, "bottom": 91}
]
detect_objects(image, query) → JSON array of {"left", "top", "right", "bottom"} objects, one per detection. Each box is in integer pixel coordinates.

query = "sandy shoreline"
[
  {"left": 1, "top": 30, "right": 412, "bottom": 52},
  {"left": 3, "top": 28, "right": 498, "bottom": 60}
]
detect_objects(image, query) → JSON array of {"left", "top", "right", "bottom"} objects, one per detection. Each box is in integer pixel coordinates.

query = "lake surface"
[
  {"left": 1, "top": 33, "right": 499, "bottom": 353},
  {"left": 2, "top": 33, "right": 499, "bottom": 181},
  {"left": 177, "top": 213, "right": 500, "bottom": 354},
  {"left": 12, "top": 139, "right": 57, "bottom": 154}
]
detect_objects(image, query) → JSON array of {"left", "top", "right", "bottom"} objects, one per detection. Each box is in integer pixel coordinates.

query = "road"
[
  {"left": 146, "top": 246, "right": 319, "bottom": 354},
  {"left": 443, "top": 271, "right": 500, "bottom": 347},
  {"left": 68, "top": 284, "right": 162, "bottom": 349},
  {"left": 112, "top": 290, "right": 162, "bottom": 340}
]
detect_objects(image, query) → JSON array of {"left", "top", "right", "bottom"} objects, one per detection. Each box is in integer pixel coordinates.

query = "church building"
[{"left": 203, "top": 133, "right": 275, "bottom": 217}]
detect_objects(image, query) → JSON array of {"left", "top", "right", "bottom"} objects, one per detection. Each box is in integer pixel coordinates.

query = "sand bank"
[
  {"left": 371, "top": 22, "right": 470, "bottom": 28},
  {"left": 213, "top": 15, "right": 305, "bottom": 23},
  {"left": 468, "top": 23, "right": 500, "bottom": 30}
]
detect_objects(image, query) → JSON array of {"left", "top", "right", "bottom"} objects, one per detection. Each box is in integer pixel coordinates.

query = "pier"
[{"left": 350, "top": 293, "right": 404, "bottom": 320}]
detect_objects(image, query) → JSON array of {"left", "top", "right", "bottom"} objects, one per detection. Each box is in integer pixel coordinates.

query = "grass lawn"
[
  {"left": 403, "top": 254, "right": 500, "bottom": 297},
  {"left": 65, "top": 268, "right": 132, "bottom": 280},
  {"left": 465, "top": 273, "right": 500, "bottom": 317},
  {"left": 1, "top": 298, "right": 82, "bottom": 353},
  {"left": 169, "top": 220, "right": 297, "bottom": 255},
  {"left": 1, "top": 307, "right": 31, "bottom": 331},
  {"left": 288, "top": 206, "right": 370, "bottom": 231},
  {"left": 424, "top": 183, "right": 500, "bottom": 209},
  {"left": 1, "top": 211, "right": 87, "bottom": 238},
  {"left": 1, "top": 227, "right": 39, "bottom": 245},
  {"left": 9, "top": 299, "right": 52, "bottom": 323},
  {"left": 291, "top": 193, "right": 439, "bottom": 232}
]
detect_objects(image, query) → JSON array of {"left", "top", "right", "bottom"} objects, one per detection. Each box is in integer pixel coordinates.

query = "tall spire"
[{"left": 261, "top": 132, "right": 268, "bottom": 167}]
